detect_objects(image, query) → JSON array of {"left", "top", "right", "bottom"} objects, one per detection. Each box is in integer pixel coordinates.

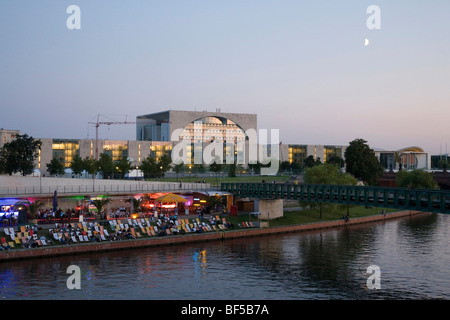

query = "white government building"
[{"left": 0, "top": 110, "right": 431, "bottom": 176}]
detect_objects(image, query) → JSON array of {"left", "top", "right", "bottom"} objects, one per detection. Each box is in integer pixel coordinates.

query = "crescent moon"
[{"left": 364, "top": 38, "right": 370, "bottom": 46}]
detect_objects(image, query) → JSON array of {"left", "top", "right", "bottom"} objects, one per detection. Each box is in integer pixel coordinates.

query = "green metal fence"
[{"left": 221, "top": 182, "right": 450, "bottom": 214}]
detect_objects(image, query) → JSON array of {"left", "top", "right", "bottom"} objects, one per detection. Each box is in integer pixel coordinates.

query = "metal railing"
[
  {"left": 221, "top": 182, "right": 450, "bottom": 214},
  {"left": 0, "top": 182, "right": 211, "bottom": 197}
]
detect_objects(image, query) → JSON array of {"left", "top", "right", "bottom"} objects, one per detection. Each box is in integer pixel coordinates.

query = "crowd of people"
[{"left": 1, "top": 206, "right": 250, "bottom": 252}]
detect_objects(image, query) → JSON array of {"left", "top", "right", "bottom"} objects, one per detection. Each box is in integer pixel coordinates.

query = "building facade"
[
  {"left": 1, "top": 110, "right": 432, "bottom": 175},
  {"left": 0, "top": 128, "right": 20, "bottom": 149}
]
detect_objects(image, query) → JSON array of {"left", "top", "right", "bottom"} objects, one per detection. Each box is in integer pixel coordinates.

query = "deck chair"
[
  {"left": 71, "top": 236, "right": 78, "bottom": 243},
  {"left": 36, "top": 240, "right": 42, "bottom": 246},
  {"left": 4, "top": 228, "right": 9, "bottom": 236},
  {"left": 15, "top": 237, "right": 21, "bottom": 245},
  {"left": 1, "top": 237, "right": 6, "bottom": 245},
  {"left": 8, "top": 241, "right": 14, "bottom": 248},
  {"left": 130, "top": 228, "right": 136, "bottom": 238},
  {"left": 20, "top": 226, "right": 26, "bottom": 232},
  {"left": 84, "top": 235, "right": 89, "bottom": 241}
]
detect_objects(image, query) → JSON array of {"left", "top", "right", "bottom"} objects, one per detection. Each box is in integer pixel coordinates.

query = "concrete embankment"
[{"left": 0, "top": 210, "right": 429, "bottom": 262}]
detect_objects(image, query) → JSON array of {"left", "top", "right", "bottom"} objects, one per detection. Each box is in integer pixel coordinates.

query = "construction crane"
[{"left": 88, "top": 114, "right": 136, "bottom": 160}]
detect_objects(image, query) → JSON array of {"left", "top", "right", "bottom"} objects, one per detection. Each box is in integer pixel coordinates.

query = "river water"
[{"left": 1, "top": 213, "right": 449, "bottom": 300}]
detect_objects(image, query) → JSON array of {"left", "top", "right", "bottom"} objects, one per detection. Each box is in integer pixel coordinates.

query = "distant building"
[
  {"left": 0, "top": 128, "right": 20, "bottom": 149},
  {"left": 280, "top": 144, "right": 347, "bottom": 167},
  {"left": 0, "top": 110, "right": 432, "bottom": 175},
  {"left": 137, "top": 110, "right": 257, "bottom": 165},
  {"left": 374, "top": 146, "right": 431, "bottom": 171}
]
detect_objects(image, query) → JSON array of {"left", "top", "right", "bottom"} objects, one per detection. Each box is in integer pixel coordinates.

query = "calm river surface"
[{"left": 1, "top": 213, "right": 449, "bottom": 300}]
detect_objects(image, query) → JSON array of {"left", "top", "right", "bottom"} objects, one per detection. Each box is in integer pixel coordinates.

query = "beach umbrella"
[
  {"left": 156, "top": 193, "right": 188, "bottom": 203},
  {"left": 53, "top": 190, "right": 58, "bottom": 212},
  {"left": 155, "top": 193, "right": 187, "bottom": 217}
]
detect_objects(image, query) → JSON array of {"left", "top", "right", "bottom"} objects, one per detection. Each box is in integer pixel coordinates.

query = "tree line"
[{"left": 0, "top": 134, "right": 439, "bottom": 189}]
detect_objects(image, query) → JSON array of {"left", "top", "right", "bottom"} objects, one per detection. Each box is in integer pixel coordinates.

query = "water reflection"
[{"left": 0, "top": 214, "right": 449, "bottom": 300}]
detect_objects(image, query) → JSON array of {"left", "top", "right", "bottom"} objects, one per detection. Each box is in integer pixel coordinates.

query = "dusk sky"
[{"left": 1, "top": 1, "right": 449, "bottom": 154}]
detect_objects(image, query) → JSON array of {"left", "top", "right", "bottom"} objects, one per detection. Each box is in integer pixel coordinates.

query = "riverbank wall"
[{"left": 0, "top": 210, "right": 430, "bottom": 262}]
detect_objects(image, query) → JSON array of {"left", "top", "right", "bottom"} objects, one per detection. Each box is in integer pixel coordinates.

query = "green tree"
[
  {"left": 141, "top": 155, "right": 170, "bottom": 179},
  {"left": 227, "top": 162, "right": 237, "bottom": 177},
  {"left": 344, "top": 138, "right": 384, "bottom": 185},
  {"left": 82, "top": 157, "right": 99, "bottom": 177},
  {"left": 247, "top": 162, "right": 262, "bottom": 174},
  {"left": 158, "top": 154, "right": 172, "bottom": 177},
  {"left": 98, "top": 153, "right": 114, "bottom": 179},
  {"left": 127, "top": 197, "right": 144, "bottom": 213},
  {"left": 192, "top": 163, "right": 207, "bottom": 174},
  {"left": 327, "top": 155, "right": 344, "bottom": 168},
  {"left": 208, "top": 156, "right": 223, "bottom": 182},
  {"left": 0, "top": 134, "right": 41, "bottom": 176},
  {"left": 27, "top": 199, "right": 44, "bottom": 220},
  {"left": 46, "top": 158, "right": 65, "bottom": 176},
  {"left": 70, "top": 154, "right": 84, "bottom": 176},
  {"left": 303, "top": 163, "right": 357, "bottom": 218},
  {"left": 280, "top": 161, "right": 292, "bottom": 173},
  {"left": 91, "top": 197, "right": 111, "bottom": 214},
  {"left": 173, "top": 161, "right": 186, "bottom": 180},
  {"left": 396, "top": 169, "right": 439, "bottom": 189},
  {"left": 304, "top": 155, "right": 321, "bottom": 168},
  {"left": 115, "top": 157, "right": 132, "bottom": 179}
]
